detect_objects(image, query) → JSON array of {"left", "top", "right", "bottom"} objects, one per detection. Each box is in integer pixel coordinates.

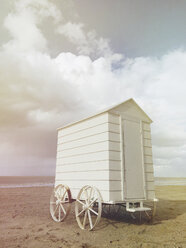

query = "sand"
[{"left": 0, "top": 186, "right": 186, "bottom": 248}]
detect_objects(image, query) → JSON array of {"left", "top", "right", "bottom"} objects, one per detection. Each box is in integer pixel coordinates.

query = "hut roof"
[{"left": 58, "top": 98, "right": 152, "bottom": 130}]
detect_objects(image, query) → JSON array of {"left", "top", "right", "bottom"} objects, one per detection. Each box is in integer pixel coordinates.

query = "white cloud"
[
  {"left": 0, "top": 0, "right": 186, "bottom": 176},
  {"left": 56, "top": 22, "right": 115, "bottom": 58},
  {"left": 3, "top": 0, "right": 62, "bottom": 52}
]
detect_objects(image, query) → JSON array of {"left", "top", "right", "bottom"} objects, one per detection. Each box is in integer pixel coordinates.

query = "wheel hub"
[{"left": 83, "top": 203, "right": 89, "bottom": 211}]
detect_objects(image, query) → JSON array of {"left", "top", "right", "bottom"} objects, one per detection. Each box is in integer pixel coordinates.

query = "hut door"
[{"left": 123, "top": 119, "right": 145, "bottom": 200}]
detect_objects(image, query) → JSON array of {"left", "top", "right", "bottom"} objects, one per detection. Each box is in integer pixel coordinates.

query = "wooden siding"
[
  {"left": 58, "top": 132, "right": 109, "bottom": 148},
  {"left": 55, "top": 180, "right": 121, "bottom": 193},
  {"left": 57, "top": 141, "right": 120, "bottom": 156},
  {"left": 55, "top": 112, "right": 120, "bottom": 202},
  {"left": 56, "top": 161, "right": 110, "bottom": 172},
  {"left": 142, "top": 122, "right": 155, "bottom": 199},
  {"left": 109, "top": 160, "right": 121, "bottom": 170},
  {"left": 59, "top": 113, "right": 109, "bottom": 135},
  {"left": 55, "top": 170, "right": 121, "bottom": 181},
  {"left": 108, "top": 113, "right": 122, "bottom": 201},
  {"left": 57, "top": 151, "right": 120, "bottom": 165}
]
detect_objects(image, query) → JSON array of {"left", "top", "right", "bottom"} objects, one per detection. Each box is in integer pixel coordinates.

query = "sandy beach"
[{"left": 0, "top": 185, "right": 186, "bottom": 248}]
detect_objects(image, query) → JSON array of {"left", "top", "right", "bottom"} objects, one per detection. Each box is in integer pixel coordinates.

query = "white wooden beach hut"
[{"left": 50, "top": 98, "right": 157, "bottom": 230}]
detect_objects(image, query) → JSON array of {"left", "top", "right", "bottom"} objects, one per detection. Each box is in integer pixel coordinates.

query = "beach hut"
[{"left": 50, "top": 98, "right": 157, "bottom": 230}]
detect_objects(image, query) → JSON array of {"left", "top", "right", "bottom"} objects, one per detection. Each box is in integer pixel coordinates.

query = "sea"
[
  {"left": 155, "top": 177, "right": 186, "bottom": 186},
  {"left": 0, "top": 176, "right": 55, "bottom": 188},
  {"left": 0, "top": 176, "right": 186, "bottom": 189}
]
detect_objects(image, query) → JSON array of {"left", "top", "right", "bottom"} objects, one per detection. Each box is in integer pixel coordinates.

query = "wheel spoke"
[
  {"left": 89, "top": 207, "right": 98, "bottom": 216},
  {"left": 56, "top": 188, "right": 61, "bottom": 199},
  {"left": 50, "top": 202, "right": 56, "bottom": 204},
  {"left": 130, "top": 213, "right": 136, "bottom": 219},
  {"left": 60, "top": 203, "right": 66, "bottom": 215},
  {"left": 83, "top": 188, "right": 89, "bottom": 204},
  {"left": 53, "top": 204, "right": 59, "bottom": 215},
  {"left": 145, "top": 211, "right": 150, "bottom": 219},
  {"left": 56, "top": 192, "right": 61, "bottom": 200},
  {"left": 83, "top": 211, "right": 88, "bottom": 228},
  {"left": 77, "top": 199, "right": 85, "bottom": 206},
  {"left": 88, "top": 187, "right": 93, "bottom": 203},
  {"left": 61, "top": 200, "right": 70, "bottom": 204},
  {"left": 60, "top": 187, "right": 63, "bottom": 197},
  {"left": 59, "top": 205, "right": 61, "bottom": 221},
  {"left": 88, "top": 209, "right": 93, "bottom": 229},
  {"left": 89, "top": 198, "right": 98, "bottom": 206},
  {"left": 76, "top": 208, "right": 86, "bottom": 217},
  {"left": 61, "top": 190, "right": 67, "bottom": 201}
]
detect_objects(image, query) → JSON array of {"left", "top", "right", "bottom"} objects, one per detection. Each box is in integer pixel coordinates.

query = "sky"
[{"left": 0, "top": 0, "right": 186, "bottom": 177}]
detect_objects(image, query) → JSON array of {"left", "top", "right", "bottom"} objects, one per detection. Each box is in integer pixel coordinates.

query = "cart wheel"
[
  {"left": 75, "top": 185, "right": 102, "bottom": 231},
  {"left": 131, "top": 201, "right": 157, "bottom": 222},
  {"left": 50, "top": 184, "right": 71, "bottom": 222}
]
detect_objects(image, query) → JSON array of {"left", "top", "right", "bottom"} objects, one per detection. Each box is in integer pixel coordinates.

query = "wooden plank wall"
[
  {"left": 107, "top": 113, "right": 122, "bottom": 202},
  {"left": 55, "top": 112, "right": 116, "bottom": 202},
  {"left": 142, "top": 122, "right": 155, "bottom": 200}
]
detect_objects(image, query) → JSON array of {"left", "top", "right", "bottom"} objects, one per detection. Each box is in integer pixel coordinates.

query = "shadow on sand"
[{"left": 95, "top": 198, "right": 186, "bottom": 230}]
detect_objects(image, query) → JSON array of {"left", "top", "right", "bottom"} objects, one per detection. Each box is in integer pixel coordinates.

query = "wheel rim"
[
  {"left": 75, "top": 185, "right": 102, "bottom": 231},
  {"left": 50, "top": 184, "right": 71, "bottom": 222}
]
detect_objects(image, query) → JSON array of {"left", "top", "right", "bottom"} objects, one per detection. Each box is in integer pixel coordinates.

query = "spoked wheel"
[
  {"left": 143, "top": 201, "right": 157, "bottom": 222},
  {"left": 129, "top": 201, "right": 157, "bottom": 222},
  {"left": 75, "top": 185, "right": 102, "bottom": 231},
  {"left": 50, "top": 184, "right": 71, "bottom": 222}
]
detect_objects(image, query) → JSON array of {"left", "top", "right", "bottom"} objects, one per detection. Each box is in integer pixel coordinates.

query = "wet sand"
[{"left": 0, "top": 186, "right": 186, "bottom": 248}]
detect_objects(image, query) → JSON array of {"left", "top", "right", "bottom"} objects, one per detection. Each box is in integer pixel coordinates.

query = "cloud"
[
  {"left": 56, "top": 22, "right": 113, "bottom": 58},
  {"left": 3, "top": 0, "right": 62, "bottom": 52},
  {"left": 0, "top": 0, "right": 186, "bottom": 176}
]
